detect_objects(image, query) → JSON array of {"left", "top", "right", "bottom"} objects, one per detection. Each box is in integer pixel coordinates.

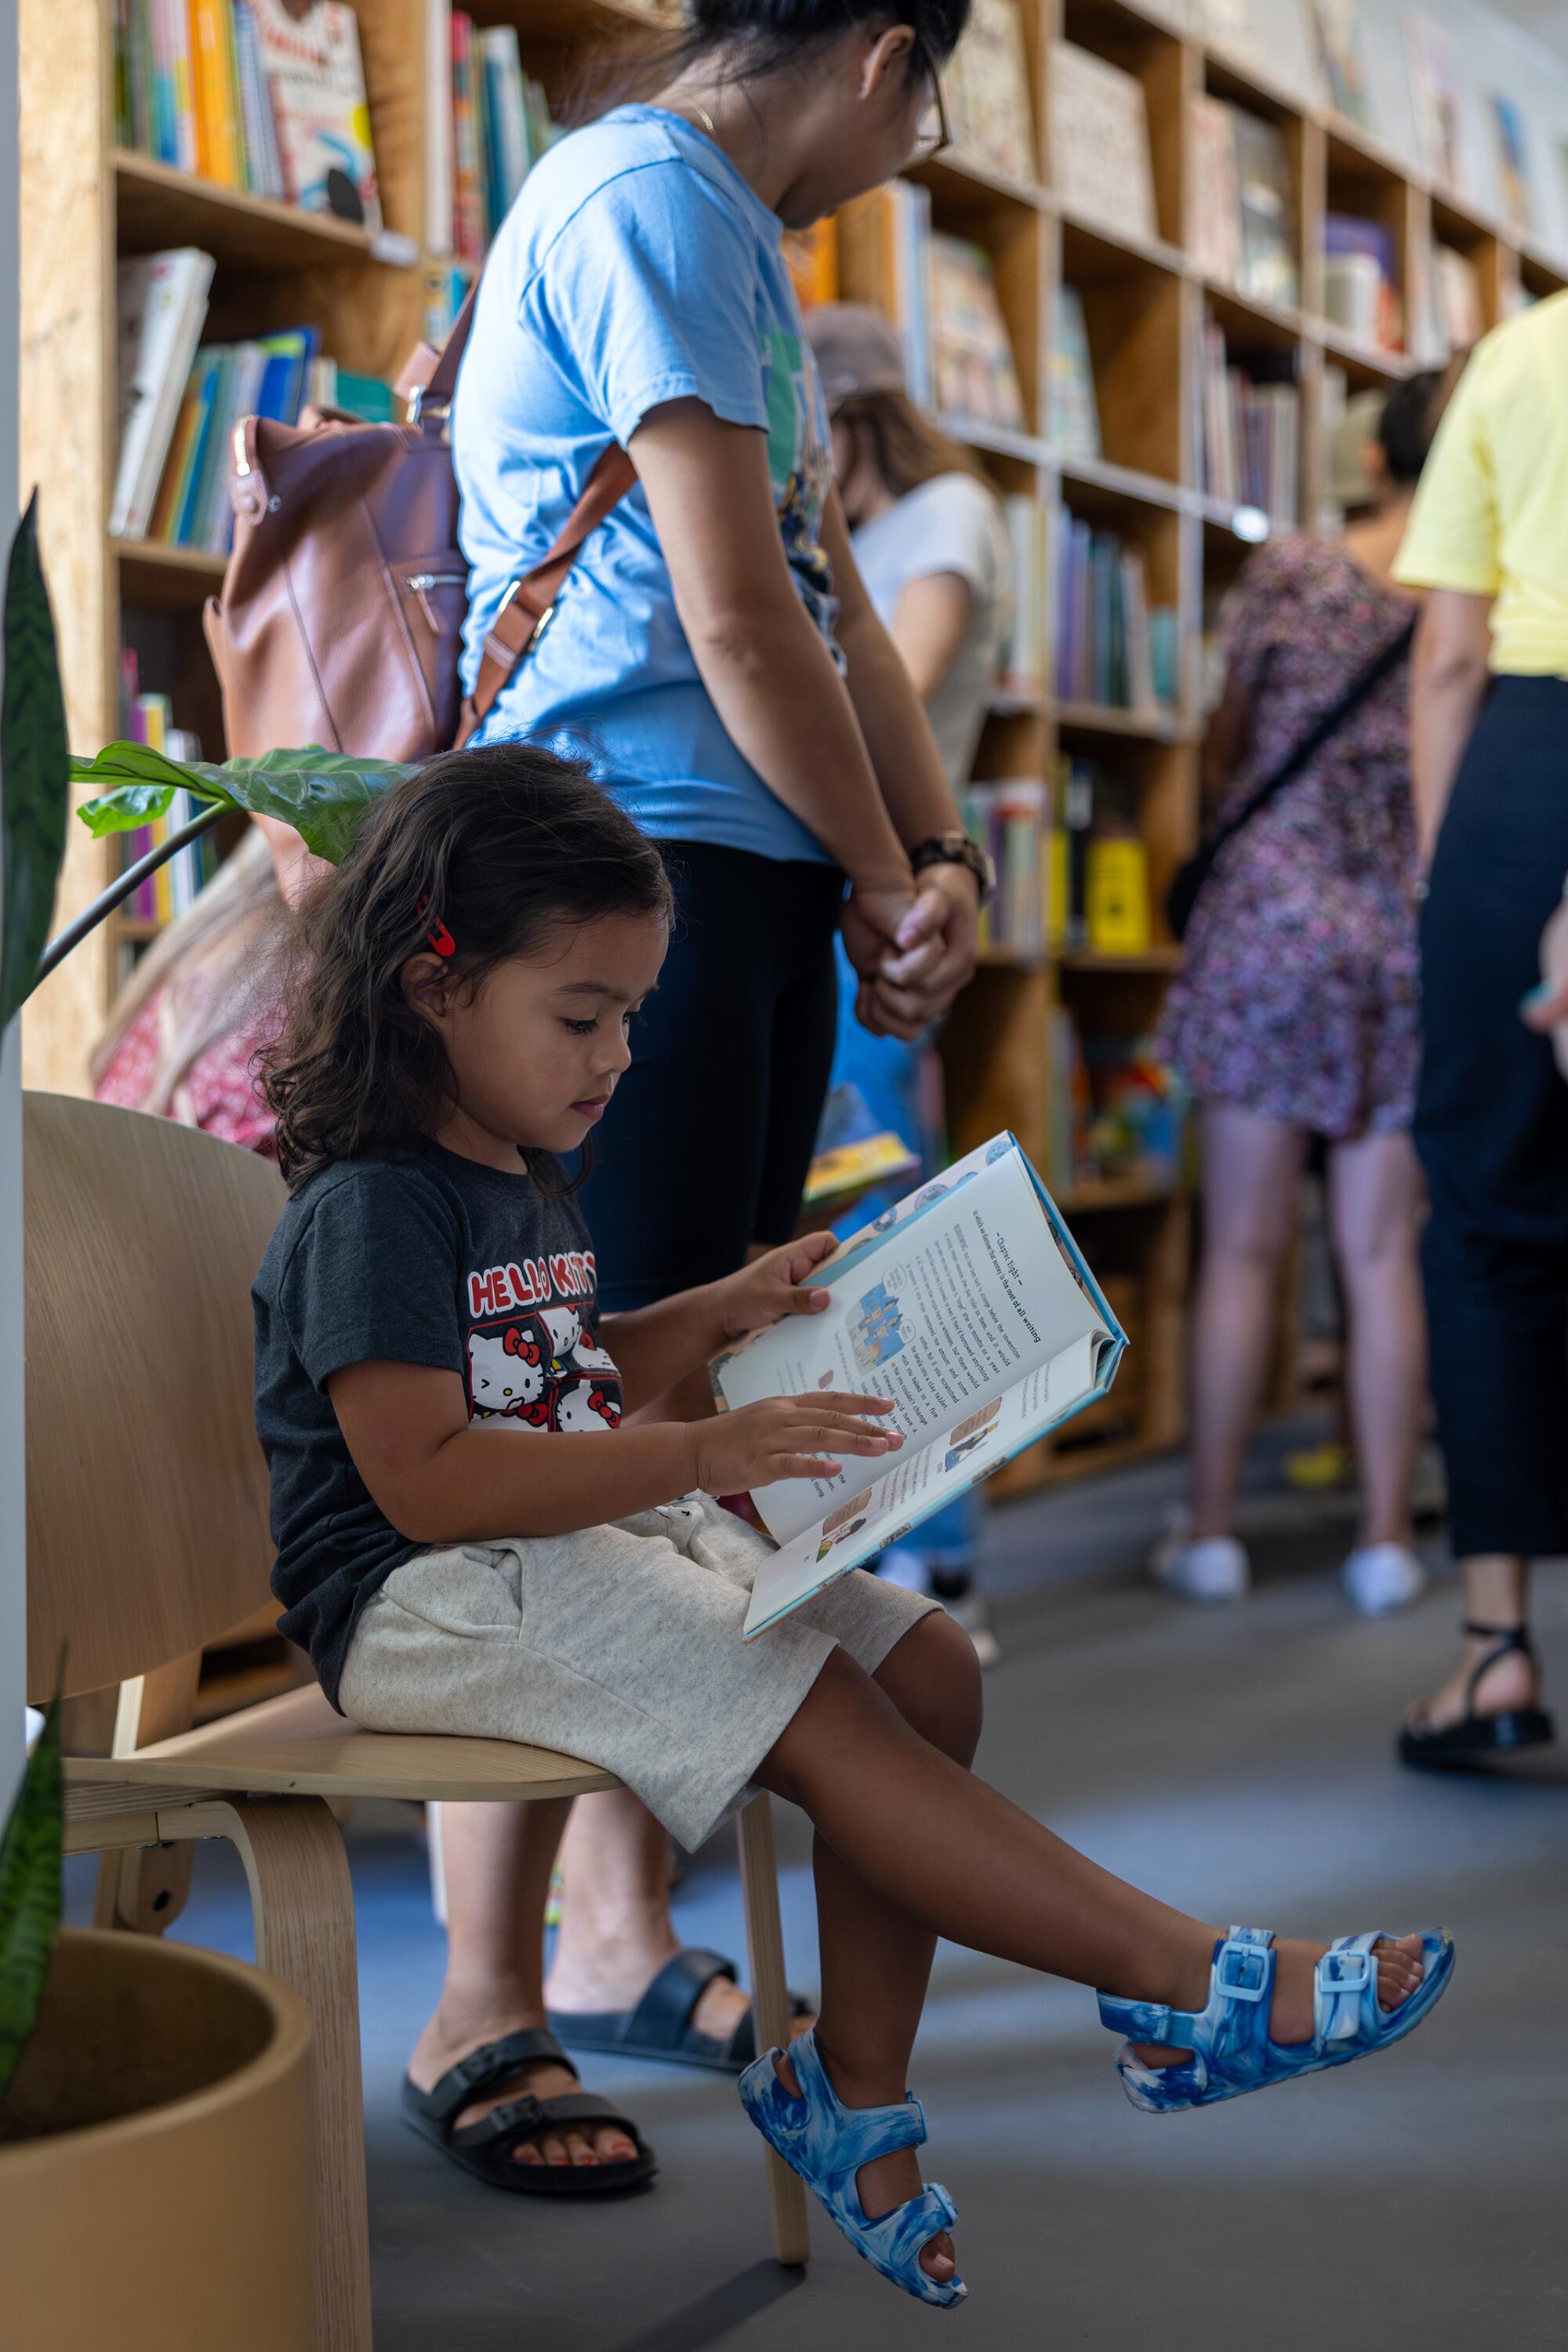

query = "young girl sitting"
[{"left": 253, "top": 744, "right": 1453, "bottom": 2309}]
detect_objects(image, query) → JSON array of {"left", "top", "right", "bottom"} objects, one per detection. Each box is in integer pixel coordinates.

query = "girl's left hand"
[{"left": 710, "top": 1232, "right": 837, "bottom": 1345}]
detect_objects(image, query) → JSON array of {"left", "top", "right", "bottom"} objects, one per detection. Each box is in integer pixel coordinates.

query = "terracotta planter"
[{"left": 0, "top": 1927, "right": 315, "bottom": 2351}]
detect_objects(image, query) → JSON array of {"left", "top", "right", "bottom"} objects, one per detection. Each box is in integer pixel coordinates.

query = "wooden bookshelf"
[{"left": 19, "top": 0, "right": 1568, "bottom": 1500}]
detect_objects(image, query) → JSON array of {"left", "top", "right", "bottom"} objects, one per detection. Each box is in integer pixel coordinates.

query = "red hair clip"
[{"left": 414, "top": 886, "right": 456, "bottom": 959}]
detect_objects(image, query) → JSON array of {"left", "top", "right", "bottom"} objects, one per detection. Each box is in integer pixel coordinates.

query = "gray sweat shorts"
[{"left": 337, "top": 1492, "right": 938, "bottom": 1852}]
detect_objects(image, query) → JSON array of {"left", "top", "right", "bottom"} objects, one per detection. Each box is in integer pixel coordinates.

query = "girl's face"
[{"left": 408, "top": 909, "right": 670, "bottom": 1165}]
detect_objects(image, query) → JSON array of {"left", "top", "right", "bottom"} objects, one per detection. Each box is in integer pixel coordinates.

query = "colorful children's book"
[
  {"left": 1488, "top": 93, "right": 1534, "bottom": 236},
  {"left": 110, "top": 246, "right": 215, "bottom": 540},
  {"left": 248, "top": 0, "right": 383, "bottom": 230},
  {"left": 1048, "top": 285, "right": 1100, "bottom": 461},
  {"left": 804, "top": 1132, "right": 922, "bottom": 1210},
  {"left": 929, "top": 234, "right": 1025, "bottom": 432},
  {"left": 1405, "top": 11, "right": 1464, "bottom": 194},
  {"left": 716, "top": 1134, "right": 1127, "bottom": 1638}
]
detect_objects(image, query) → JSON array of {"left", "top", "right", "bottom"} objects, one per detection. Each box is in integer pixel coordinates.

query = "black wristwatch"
[{"left": 909, "top": 829, "right": 995, "bottom": 906}]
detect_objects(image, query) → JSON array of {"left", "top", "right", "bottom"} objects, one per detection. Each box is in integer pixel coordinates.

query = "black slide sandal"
[
  {"left": 549, "top": 1947, "right": 813, "bottom": 2074},
  {"left": 1399, "top": 1622, "right": 1556, "bottom": 1769},
  {"left": 402, "top": 2026, "right": 656, "bottom": 2195}
]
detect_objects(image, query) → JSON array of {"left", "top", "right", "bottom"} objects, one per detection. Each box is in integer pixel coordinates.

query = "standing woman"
[
  {"left": 805, "top": 300, "right": 1011, "bottom": 1661},
  {"left": 411, "top": 0, "right": 988, "bottom": 2177},
  {"left": 1154, "top": 373, "right": 1446, "bottom": 1614},
  {"left": 1393, "top": 290, "right": 1568, "bottom": 1766}
]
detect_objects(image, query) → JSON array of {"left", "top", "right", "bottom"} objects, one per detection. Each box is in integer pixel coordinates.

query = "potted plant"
[{"left": 0, "top": 502, "right": 317, "bottom": 2350}]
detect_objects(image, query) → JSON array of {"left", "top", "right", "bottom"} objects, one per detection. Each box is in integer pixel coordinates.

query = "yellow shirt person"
[{"left": 1394, "top": 287, "right": 1568, "bottom": 678}]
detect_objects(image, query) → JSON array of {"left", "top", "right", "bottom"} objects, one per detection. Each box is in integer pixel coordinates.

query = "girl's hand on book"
[
  {"left": 691, "top": 1393, "right": 902, "bottom": 1494},
  {"left": 710, "top": 1232, "right": 837, "bottom": 1345}
]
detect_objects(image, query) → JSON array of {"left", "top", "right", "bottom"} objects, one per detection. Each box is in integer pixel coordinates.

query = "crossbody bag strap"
[
  {"left": 459, "top": 444, "right": 640, "bottom": 742},
  {"left": 1203, "top": 612, "right": 1416, "bottom": 868}
]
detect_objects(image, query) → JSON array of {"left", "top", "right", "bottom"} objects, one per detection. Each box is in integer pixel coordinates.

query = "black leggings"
[
  {"left": 579, "top": 840, "right": 844, "bottom": 1312},
  {"left": 1414, "top": 677, "right": 1568, "bottom": 1559}
]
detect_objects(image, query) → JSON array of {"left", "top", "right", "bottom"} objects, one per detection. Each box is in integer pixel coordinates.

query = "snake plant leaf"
[
  {"left": 72, "top": 742, "right": 416, "bottom": 866},
  {"left": 0, "top": 493, "right": 71, "bottom": 1029},
  {"left": 0, "top": 1685, "right": 64, "bottom": 2104}
]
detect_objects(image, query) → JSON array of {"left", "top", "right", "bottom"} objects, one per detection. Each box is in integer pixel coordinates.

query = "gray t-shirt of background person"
[{"left": 850, "top": 471, "right": 1014, "bottom": 787}]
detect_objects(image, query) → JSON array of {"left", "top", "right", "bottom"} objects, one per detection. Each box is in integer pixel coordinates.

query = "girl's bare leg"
[
  {"left": 1327, "top": 1128, "right": 1426, "bottom": 1548},
  {"left": 757, "top": 1639, "right": 1427, "bottom": 2275},
  {"left": 1189, "top": 1108, "right": 1309, "bottom": 1537}
]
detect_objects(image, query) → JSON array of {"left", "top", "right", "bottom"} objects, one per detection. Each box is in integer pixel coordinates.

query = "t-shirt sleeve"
[
  {"left": 895, "top": 477, "right": 1002, "bottom": 600},
  {"left": 278, "top": 1171, "right": 466, "bottom": 1392},
  {"left": 533, "top": 163, "right": 768, "bottom": 449},
  {"left": 1392, "top": 350, "right": 1501, "bottom": 597}
]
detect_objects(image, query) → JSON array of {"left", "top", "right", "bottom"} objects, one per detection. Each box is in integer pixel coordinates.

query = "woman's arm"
[
  {"left": 816, "top": 492, "right": 980, "bottom": 1036},
  {"left": 1409, "top": 589, "right": 1492, "bottom": 866},
  {"left": 887, "top": 572, "right": 975, "bottom": 705},
  {"left": 630, "top": 401, "right": 914, "bottom": 950}
]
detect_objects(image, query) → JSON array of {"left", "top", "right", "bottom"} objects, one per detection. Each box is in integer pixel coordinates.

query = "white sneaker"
[
  {"left": 1341, "top": 1542, "right": 1428, "bottom": 1616},
  {"left": 943, "top": 1588, "right": 1002, "bottom": 1670},
  {"left": 1149, "top": 1516, "right": 1251, "bottom": 1603}
]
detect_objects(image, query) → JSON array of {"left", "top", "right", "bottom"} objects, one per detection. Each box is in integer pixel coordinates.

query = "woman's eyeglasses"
[{"left": 911, "top": 38, "right": 952, "bottom": 161}]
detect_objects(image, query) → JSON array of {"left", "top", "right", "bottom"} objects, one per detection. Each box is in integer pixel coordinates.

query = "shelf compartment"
[
  {"left": 1058, "top": 256, "right": 1185, "bottom": 485},
  {"left": 114, "top": 150, "right": 390, "bottom": 270},
  {"left": 115, "top": 538, "right": 228, "bottom": 611},
  {"left": 1057, "top": 0, "right": 1186, "bottom": 251}
]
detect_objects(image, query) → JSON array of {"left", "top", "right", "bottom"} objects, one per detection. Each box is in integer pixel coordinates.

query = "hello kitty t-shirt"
[{"left": 252, "top": 1142, "right": 622, "bottom": 1708}]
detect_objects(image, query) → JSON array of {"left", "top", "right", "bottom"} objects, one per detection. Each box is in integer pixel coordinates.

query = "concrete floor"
[{"left": 70, "top": 1422, "right": 1568, "bottom": 2350}]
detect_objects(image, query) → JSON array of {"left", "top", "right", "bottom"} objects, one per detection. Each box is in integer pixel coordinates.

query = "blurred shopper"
[
  {"left": 1156, "top": 373, "right": 1448, "bottom": 1612},
  {"left": 805, "top": 300, "right": 1012, "bottom": 1664},
  {"left": 1392, "top": 291, "right": 1568, "bottom": 1766},
  {"left": 93, "top": 826, "right": 285, "bottom": 1145}
]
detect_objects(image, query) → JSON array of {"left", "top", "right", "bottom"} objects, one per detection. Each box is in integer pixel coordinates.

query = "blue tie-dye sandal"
[
  {"left": 1099, "top": 1926, "right": 1455, "bottom": 2114},
  {"left": 739, "top": 2028, "right": 965, "bottom": 2307}
]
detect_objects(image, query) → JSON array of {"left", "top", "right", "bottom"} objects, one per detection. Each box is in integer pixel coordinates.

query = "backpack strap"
[{"left": 458, "top": 443, "right": 639, "bottom": 743}]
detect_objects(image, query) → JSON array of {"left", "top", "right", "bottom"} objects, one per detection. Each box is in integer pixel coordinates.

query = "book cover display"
[
  {"left": 1047, "top": 286, "right": 1100, "bottom": 462},
  {"left": 1405, "top": 11, "right": 1465, "bottom": 195},
  {"left": 1310, "top": 0, "right": 1372, "bottom": 129},
  {"left": 944, "top": 0, "right": 1036, "bottom": 184},
  {"left": 715, "top": 1135, "right": 1127, "bottom": 1636},
  {"left": 246, "top": 0, "right": 382, "bottom": 230},
  {"left": 1048, "top": 42, "right": 1156, "bottom": 246},
  {"left": 1489, "top": 93, "right": 1534, "bottom": 236},
  {"left": 929, "top": 234, "right": 1027, "bottom": 432}
]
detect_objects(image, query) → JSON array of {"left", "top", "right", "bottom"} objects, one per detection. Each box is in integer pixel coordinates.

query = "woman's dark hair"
[
  {"left": 1379, "top": 368, "right": 1447, "bottom": 487},
  {"left": 260, "top": 742, "right": 674, "bottom": 1193},
  {"left": 678, "top": 0, "right": 970, "bottom": 74}
]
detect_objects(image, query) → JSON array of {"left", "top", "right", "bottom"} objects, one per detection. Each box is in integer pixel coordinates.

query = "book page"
[
  {"left": 742, "top": 1329, "right": 1109, "bottom": 1638},
  {"left": 719, "top": 1142, "right": 1109, "bottom": 1544}
]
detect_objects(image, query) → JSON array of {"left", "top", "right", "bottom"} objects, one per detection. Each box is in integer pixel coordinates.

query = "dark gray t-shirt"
[{"left": 252, "top": 1144, "right": 622, "bottom": 1708}]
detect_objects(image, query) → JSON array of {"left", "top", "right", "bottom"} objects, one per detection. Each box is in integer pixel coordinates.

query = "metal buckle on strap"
[
  {"left": 527, "top": 600, "right": 556, "bottom": 652},
  {"left": 1318, "top": 1948, "right": 1374, "bottom": 1994},
  {"left": 1214, "top": 1937, "right": 1271, "bottom": 2002}
]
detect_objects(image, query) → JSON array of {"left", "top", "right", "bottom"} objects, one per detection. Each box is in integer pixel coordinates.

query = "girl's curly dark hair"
[{"left": 260, "top": 741, "right": 674, "bottom": 1192}]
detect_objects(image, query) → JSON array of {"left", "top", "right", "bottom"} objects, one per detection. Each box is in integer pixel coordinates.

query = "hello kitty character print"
[{"left": 463, "top": 1246, "right": 622, "bottom": 1433}]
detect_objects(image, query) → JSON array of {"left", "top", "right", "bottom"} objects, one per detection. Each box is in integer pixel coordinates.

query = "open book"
[{"left": 715, "top": 1134, "right": 1127, "bottom": 1638}]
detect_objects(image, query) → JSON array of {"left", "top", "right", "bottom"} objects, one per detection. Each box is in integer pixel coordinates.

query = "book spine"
[{"left": 425, "top": 0, "right": 453, "bottom": 254}]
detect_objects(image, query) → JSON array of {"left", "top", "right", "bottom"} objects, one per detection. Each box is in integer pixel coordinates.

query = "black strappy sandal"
[
  {"left": 402, "top": 2027, "right": 656, "bottom": 2195},
  {"left": 549, "top": 1947, "right": 812, "bottom": 2074},
  {"left": 1399, "top": 1621, "right": 1556, "bottom": 1769}
]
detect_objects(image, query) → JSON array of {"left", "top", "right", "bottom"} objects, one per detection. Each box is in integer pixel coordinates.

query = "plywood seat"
[{"left": 67, "top": 1681, "right": 620, "bottom": 1804}]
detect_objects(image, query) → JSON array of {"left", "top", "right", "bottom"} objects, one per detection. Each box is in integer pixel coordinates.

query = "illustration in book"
[{"left": 716, "top": 1134, "right": 1127, "bottom": 1638}]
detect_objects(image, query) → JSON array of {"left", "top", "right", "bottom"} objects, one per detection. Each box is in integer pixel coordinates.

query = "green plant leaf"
[
  {"left": 71, "top": 742, "right": 416, "bottom": 866},
  {"left": 1, "top": 493, "right": 71, "bottom": 1029},
  {"left": 76, "top": 781, "right": 182, "bottom": 836},
  {"left": 0, "top": 1686, "right": 64, "bottom": 2105}
]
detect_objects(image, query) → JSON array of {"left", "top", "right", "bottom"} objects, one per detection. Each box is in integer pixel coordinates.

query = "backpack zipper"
[{"left": 403, "top": 572, "right": 467, "bottom": 632}]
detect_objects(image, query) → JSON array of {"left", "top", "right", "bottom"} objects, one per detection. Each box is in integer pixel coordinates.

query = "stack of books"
[
  {"left": 961, "top": 779, "right": 1049, "bottom": 960},
  {"left": 450, "top": 16, "right": 557, "bottom": 269},
  {"left": 115, "top": 659, "right": 223, "bottom": 925},
  {"left": 1189, "top": 94, "right": 1298, "bottom": 310},
  {"left": 1198, "top": 315, "right": 1299, "bottom": 525},
  {"left": 114, "top": 0, "right": 381, "bottom": 229},
  {"left": 1323, "top": 216, "right": 1403, "bottom": 351},
  {"left": 1053, "top": 523, "right": 1176, "bottom": 715}
]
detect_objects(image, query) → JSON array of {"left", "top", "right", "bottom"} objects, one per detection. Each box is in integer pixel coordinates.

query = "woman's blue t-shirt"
[{"left": 452, "top": 104, "right": 839, "bottom": 865}]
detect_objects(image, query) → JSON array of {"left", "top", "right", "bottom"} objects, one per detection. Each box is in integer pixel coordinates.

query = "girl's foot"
[
  {"left": 773, "top": 2042, "right": 956, "bottom": 2290},
  {"left": 1129, "top": 1931, "right": 1426, "bottom": 2069},
  {"left": 408, "top": 2004, "right": 636, "bottom": 2168}
]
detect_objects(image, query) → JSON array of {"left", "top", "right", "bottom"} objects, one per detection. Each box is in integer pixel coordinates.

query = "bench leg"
[
  {"left": 736, "top": 1795, "right": 810, "bottom": 2267},
  {"left": 181, "top": 1796, "right": 373, "bottom": 2352}
]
